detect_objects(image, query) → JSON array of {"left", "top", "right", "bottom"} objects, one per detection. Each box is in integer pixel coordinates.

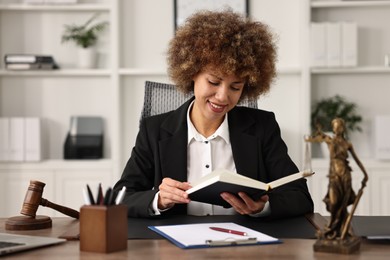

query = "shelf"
[
  {"left": 277, "top": 66, "right": 302, "bottom": 75},
  {"left": 311, "top": 66, "right": 390, "bottom": 74},
  {"left": 0, "top": 3, "right": 111, "bottom": 12},
  {"left": 0, "top": 159, "right": 113, "bottom": 171},
  {"left": 0, "top": 69, "right": 111, "bottom": 77},
  {"left": 312, "top": 158, "right": 390, "bottom": 168},
  {"left": 119, "top": 68, "right": 167, "bottom": 76},
  {"left": 311, "top": 0, "right": 390, "bottom": 8}
]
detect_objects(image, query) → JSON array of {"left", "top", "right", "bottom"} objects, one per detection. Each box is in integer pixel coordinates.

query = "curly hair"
[{"left": 167, "top": 10, "right": 278, "bottom": 100}]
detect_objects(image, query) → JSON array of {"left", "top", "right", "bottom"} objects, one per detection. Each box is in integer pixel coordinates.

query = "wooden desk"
[{"left": 1, "top": 217, "right": 389, "bottom": 259}]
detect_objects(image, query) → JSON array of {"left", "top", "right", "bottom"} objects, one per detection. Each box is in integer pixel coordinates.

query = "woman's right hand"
[{"left": 158, "top": 178, "right": 192, "bottom": 210}]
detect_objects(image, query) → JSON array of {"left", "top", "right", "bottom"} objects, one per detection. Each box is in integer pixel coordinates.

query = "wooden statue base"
[
  {"left": 313, "top": 236, "right": 361, "bottom": 254},
  {"left": 5, "top": 215, "right": 52, "bottom": 230}
]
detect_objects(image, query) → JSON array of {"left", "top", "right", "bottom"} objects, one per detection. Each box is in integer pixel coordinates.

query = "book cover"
[
  {"left": 187, "top": 169, "right": 313, "bottom": 207},
  {"left": 4, "top": 54, "right": 54, "bottom": 64},
  {"left": 5, "top": 63, "right": 56, "bottom": 70}
]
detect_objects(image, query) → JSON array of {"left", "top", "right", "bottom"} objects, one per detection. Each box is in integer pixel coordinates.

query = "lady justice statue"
[{"left": 306, "top": 118, "right": 369, "bottom": 254}]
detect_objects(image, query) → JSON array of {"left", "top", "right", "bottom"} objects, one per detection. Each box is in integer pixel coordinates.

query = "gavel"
[
  {"left": 21, "top": 180, "right": 79, "bottom": 219},
  {"left": 5, "top": 180, "right": 79, "bottom": 230}
]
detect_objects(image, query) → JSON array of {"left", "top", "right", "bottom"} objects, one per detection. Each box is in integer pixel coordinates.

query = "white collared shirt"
[{"left": 186, "top": 101, "right": 236, "bottom": 215}]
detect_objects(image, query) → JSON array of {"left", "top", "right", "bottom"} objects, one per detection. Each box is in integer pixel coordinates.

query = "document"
[
  {"left": 149, "top": 222, "right": 280, "bottom": 249},
  {"left": 186, "top": 169, "right": 313, "bottom": 207}
]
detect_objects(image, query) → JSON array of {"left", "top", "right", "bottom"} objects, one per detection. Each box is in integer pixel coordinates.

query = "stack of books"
[{"left": 4, "top": 54, "right": 59, "bottom": 70}]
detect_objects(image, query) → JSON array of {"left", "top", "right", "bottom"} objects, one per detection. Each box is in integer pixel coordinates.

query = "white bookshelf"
[
  {"left": 1, "top": 0, "right": 389, "bottom": 217},
  {"left": 306, "top": 0, "right": 390, "bottom": 215}
]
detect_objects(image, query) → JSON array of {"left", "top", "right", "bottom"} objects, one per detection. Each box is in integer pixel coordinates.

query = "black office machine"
[{"left": 64, "top": 116, "right": 103, "bottom": 159}]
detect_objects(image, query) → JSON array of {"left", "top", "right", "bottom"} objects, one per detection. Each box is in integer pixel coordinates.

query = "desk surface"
[{"left": 1, "top": 217, "right": 389, "bottom": 260}]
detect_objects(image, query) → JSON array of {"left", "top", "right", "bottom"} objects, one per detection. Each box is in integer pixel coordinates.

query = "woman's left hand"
[{"left": 221, "top": 192, "right": 269, "bottom": 215}]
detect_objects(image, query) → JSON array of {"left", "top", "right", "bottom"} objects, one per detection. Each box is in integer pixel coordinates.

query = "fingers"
[
  {"left": 221, "top": 192, "right": 268, "bottom": 215},
  {"left": 158, "top": 178, "right": 192, "bottom": 210}
]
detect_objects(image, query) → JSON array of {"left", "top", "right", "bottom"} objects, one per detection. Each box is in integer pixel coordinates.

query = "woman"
[{"left": 114, "top": 10, "right": 313, "bottom": 218}]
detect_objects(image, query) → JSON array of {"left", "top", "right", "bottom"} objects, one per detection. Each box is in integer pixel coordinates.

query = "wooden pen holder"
[{"left": 79, "top": 205, "right": 128, "bottom": 253}]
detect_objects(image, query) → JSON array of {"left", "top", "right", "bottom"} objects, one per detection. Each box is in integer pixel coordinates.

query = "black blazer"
[{"left": 114, "top": 98, "right": 313, "bottom": 218}]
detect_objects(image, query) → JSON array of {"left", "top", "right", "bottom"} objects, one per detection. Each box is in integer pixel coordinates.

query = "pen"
[
  {"left": 209, "top": 227, "right": 248, "bottom": 236},
  {"left": 115, "top": 186, "right": 126, "bottom": 205},
  {"left": 82, "top": 187, "right": 91, "bottom": 205},
  {"left": 86, "top": 184, "right": 95, "bottom": 205},
  {"left": 103, "top": 187, "right": 112, "bottom": 206},
  {"left": 97, "top": 183, "right": 104, "bottom": 205}
]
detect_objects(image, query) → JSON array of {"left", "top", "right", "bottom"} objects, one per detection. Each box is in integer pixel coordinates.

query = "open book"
[{"left": 186, "top": 169, "right": 314, "bottom": 207}]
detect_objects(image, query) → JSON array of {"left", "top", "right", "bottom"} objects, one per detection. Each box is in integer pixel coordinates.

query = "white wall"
[{"left": 119, "top": 0, "right": 306, "bottom": 169}]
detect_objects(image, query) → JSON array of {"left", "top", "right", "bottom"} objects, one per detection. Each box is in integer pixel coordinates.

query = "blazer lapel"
[
  {"left": 229, "top": 109, "right": 259, "bottom": 178},
  {"left": 158, "top": 98, "right": 193, "bottom": 182}
]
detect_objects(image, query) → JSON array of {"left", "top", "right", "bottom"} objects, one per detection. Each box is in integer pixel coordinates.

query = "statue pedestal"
[{"left": 313, "top": 236, "right": 361, "bottom": 254}]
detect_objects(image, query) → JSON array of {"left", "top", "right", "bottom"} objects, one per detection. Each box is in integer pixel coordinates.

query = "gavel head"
[{"left": 20, "top": 180, "right": 46, "bottom": 218}]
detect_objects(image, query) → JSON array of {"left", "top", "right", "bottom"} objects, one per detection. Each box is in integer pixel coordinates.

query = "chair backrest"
[{"left": 140, "top": 81, "right": 258, "bottom": 121}]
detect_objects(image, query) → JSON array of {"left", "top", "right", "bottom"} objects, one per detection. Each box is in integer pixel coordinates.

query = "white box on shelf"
[
  {"left": 341, "top": 22, "right": 358, "bottom": 67},
  {"left": 326, "top": 22, "right": 342, "bottom": 67},
  {"left": 0, "top": 118, "right": 10, "bottom": 161},
  {"left": 24, "top": 117, "right": 42, "bottom": 162},
  {"left": 374, "top": 115, "right": 390, "bottom": 160},
  {"left": 9, "top": 118, "right": 25, "bottom": 162},
  {"left": 310, "top": 23, "right": 327, "bottom": 67}
]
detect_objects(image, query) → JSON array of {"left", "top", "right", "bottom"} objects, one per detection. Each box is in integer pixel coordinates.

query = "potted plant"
[
  {"left": 311, "top": 95, "right": 363, "bottom": 136},
  {"left": 310, "top": 95, "right": 362, "bottom": 158},
  {"left": 61, "top": 13, "right": 108, "bottom": 68}
]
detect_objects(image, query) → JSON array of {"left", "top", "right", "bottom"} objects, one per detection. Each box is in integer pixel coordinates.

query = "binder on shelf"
[
  {"left": 310, "top": 23, "right": 327, "bottom": 67},
  {"left": 25, "top": 117, "right": 42, "bottom": 162},
  {"left": 374, "top": 115, "right": 390, "bottom": 160},
  {"left": 4, "top": 54, "right": 59, "bottom": 70},
  {"left": 326, "top": 22, "right": 342, "bottom": 67},
  {"left": 5, "top": 54, "right": 55, "bottom": 64},
  {"left": 9, "top": 118, "right": 25, "bottom": 161},
  {"left": 341, "top": 22, "right": 358, "bottom": 67},
  {"left": 0, "top": 118, "right": 10, "bottom": 161},
  {"left": 0, "top": 117, "right": 44, "bottom": 162}
]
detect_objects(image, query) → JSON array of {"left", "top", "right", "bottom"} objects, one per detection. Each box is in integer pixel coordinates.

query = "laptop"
[{"left": 0, "top": 233, "right": 66, "bottom": 256}]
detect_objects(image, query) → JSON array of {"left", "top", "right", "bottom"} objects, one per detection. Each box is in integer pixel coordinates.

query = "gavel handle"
[{"left": 40, "top": 198, "right": 80, "bottom": 219}]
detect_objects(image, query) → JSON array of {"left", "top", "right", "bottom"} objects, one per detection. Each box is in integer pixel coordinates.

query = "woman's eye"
[
  {"left": 231, "top": 84, "right": 244, "bottom": 91},
  {"left": 209, "top": 81, "right": 219, "bottom": 86}
]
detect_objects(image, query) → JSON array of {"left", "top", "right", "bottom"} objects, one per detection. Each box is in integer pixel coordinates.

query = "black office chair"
[{"left": 140, "top": 81, "right": 258, "bottom": 121}]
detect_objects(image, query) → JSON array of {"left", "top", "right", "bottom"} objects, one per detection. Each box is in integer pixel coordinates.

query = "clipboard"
[{"left": 148, "top": 222, "right": 281, "bottom": 249}]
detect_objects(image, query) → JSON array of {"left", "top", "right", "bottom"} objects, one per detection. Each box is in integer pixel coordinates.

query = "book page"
[
  {"left": 268, "top": 171, "right": 314, "bottom": 189},
  {"left": 189, "top": 169, "right": 267, "bottom": 192}
]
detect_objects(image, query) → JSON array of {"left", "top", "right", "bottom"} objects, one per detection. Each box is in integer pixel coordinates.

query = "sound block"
[{"left": 5, "top": 215, "right": 52, "bottom": 230}]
